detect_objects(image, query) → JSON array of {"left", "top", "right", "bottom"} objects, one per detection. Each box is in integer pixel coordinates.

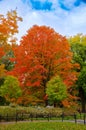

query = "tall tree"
[
  {"left": 69, "top": 34, "right": 86, "bottom": 112},
  {"left": 0, "top": 10, "right": 22, "bottom": 77},
  {"left": 0, "top": 10, "right": 22, "bottom": 70},
  {"left": 77, "top": 66, "right": 86, "bottom": 112},
  {"left": 0, "top": 10, "right": 22, "bottom": 103},
  {"left": 8, "top": 25, "right": 78, "bottom": 105},
  {"left": 0, "top": 10, "right": 22, "bottom": 104}
]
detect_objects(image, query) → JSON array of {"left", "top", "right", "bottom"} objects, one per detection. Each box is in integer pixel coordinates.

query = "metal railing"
[{"left": 0, "top": 112, "right": 86, "bottom": 124}]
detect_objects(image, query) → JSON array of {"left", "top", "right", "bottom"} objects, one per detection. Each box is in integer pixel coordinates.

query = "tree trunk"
[
  {"left": 42, "top": 79, "right": 48, "bottom": 106},
  {"left": 79, "top": 87, "right": 86, "bottom": 113},
  {"left": 54, "top": 102, "right": 57, "bottom": 107}
]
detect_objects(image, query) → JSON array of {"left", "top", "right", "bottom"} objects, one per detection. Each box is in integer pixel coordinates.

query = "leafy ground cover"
[{"left": 0, "top": 122, "right": 86, "bottom": 130}]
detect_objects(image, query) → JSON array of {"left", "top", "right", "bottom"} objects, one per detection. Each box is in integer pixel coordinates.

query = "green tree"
[
  {"left": 77, "top": 66, "right": 86, "bottom": 112},
  {"left": 0, "top": 75, "right": 22, "bottom": 104},
  {"left": 69, "top": 34, "right": 86, "bottom": 112},
  {"left": 70, "top": 43, "right": 86, "bottom": 69},
  {"left": 46, "top": 76, "right": 67, "bottom": 107}
]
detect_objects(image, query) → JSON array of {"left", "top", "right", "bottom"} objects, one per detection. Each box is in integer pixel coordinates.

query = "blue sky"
[{"left": 0, "top": 0, "right": 86, "bottom": 42}]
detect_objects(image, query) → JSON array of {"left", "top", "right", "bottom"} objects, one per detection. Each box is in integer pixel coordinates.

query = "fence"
[{"left": 0, "top": 112, "right": 86, "bottom": 124}]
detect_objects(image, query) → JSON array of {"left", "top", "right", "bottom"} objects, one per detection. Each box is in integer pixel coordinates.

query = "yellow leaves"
[
  {"left": 7, "top": 10, "right": 22, "bottom": 22},
  {"left": 81, "top": 35, "right": 86, "bottom": 46},
  {"left": 0, "top": 10, "right": 22, "bottom": 46},
  {"left": 69, "top": 33, "right": 86, "bottom": 46},
  {"left": 69, "top": 34, "right": 81, "bottom": 44},
  {"left": 0, "top": 64, "right": 6, "bottom": 78}
]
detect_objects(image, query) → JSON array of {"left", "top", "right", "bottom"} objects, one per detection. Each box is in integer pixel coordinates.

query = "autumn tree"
[
  {"left": 8, "top": 25, "right": 78, "bottom": 105},
  {"left": 0, "top": 10, "right": 22, "bottom": 71},
  {"left": 0, "top": 10, "right": 22, "bottom": 46},
  {"left": 0, "top": 10, "right": 22, "bottom": 105},
  {"left": 69, "top": 34, "right": 86, "bottom": 112},
  {"left": 0, "top": 10, "right": 22, "bottom": 79}
]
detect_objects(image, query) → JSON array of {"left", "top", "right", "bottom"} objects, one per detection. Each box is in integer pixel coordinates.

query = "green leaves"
[
  {"left": 69, "top": 34, "right": 86, "bottom": 69},
  {"left": 0, "top": 75, "right": 22, "bottom": 102},
  {"left": 46, "top": 76, "right": 67, "bottom": 104},
  {"left": 69, "top": 34, "right": 86, "bottom": 111},
  {"left": 77, "top": 66, "right": 86, "bottom": 93}
]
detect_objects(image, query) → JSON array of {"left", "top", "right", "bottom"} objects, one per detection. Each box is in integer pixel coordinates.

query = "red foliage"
[
  {"left": 8, "top": 25, "right": 78, "bottom": 105},
  {"left": 0, "top": 48, "right": 4, "bottom": 58}
]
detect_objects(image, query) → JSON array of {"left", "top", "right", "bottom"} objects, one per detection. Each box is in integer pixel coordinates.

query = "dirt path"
[{"left": 0, "top": 119, "right": 85, "bottom": 125}]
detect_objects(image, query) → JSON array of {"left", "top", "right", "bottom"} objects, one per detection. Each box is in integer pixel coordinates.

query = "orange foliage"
[
  {"left": 0, "top": 10, "right": 22, "bottom": 79},
  {"left": 8, "top": 25, "right": 78, "bottom": 105},
  {"left": 0, "top": 48, "right": 4, "bottom": 58},
  {"left": 0, "top": 10, "right": 22, "bottom": 53}
]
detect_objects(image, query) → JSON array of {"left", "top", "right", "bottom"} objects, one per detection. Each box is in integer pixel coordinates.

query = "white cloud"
[{"left": 62, "top": 4, "right": 86, "bottom": 35}]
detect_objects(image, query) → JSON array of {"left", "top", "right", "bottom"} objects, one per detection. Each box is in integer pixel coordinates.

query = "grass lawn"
[{"left": 0, "top": 122, "right": 86, "bottom": 130}]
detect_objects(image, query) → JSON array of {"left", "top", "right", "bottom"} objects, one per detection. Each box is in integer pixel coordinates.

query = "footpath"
[{"left": 0, "top": 119, "right": 86, "bottom": 125}]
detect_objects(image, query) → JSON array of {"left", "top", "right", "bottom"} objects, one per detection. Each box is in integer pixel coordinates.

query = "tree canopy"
[{"left": 8, "top": 25, "right": 78, "bottom": 105}]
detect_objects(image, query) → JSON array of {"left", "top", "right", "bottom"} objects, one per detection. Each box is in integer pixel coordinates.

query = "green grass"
[{"left": 0, "top": 122, "right": 86, "bottom": 130}]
